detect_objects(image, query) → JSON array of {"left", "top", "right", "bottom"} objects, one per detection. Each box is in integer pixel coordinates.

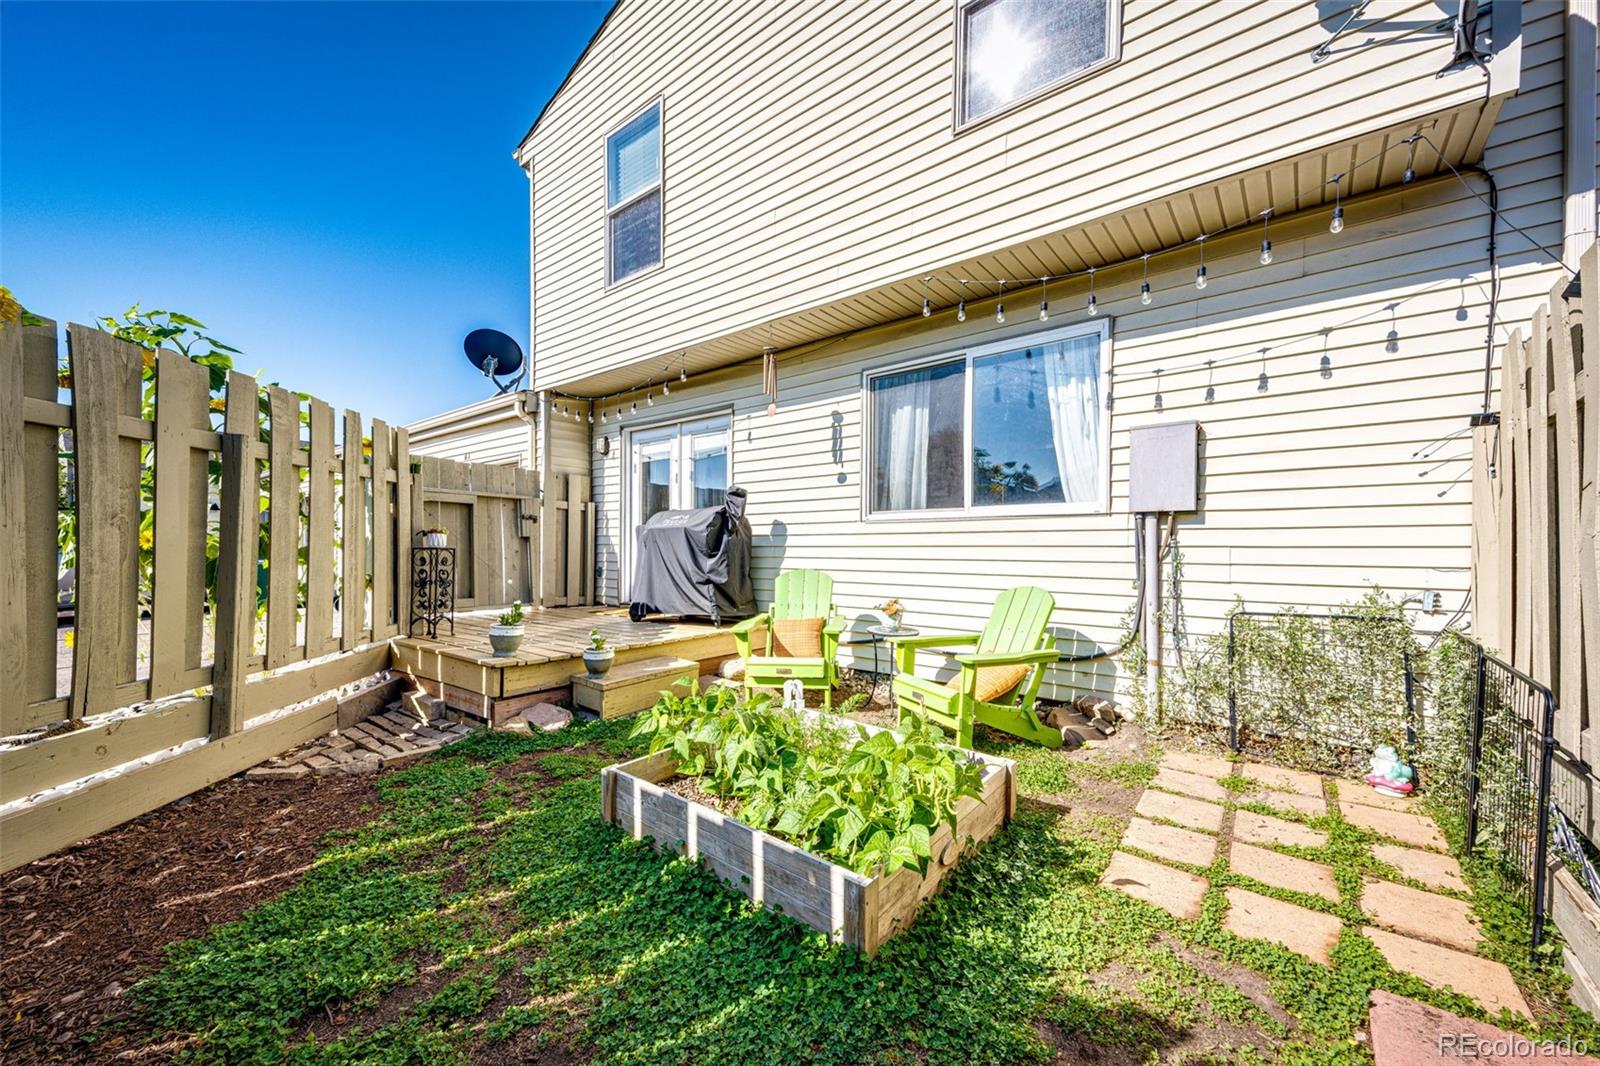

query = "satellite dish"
[{"left": 463, "top": 329, "right": 527, "bottom": 393}]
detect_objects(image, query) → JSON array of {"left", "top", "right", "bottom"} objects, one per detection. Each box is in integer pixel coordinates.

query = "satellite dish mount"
[{"left": 463, "top": 328, "right": 528, "bottom": 394}]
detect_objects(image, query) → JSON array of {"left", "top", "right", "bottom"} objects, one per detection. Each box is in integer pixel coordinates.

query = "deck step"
[{"left": 571, "top": 656, "right": 699, "bottom": 719}]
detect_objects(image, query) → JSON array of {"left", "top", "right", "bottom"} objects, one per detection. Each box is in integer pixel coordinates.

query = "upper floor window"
[
  {"left": 606, "top": 101, "right": 662, "bottom": 285},
  {"left": 865, "top": 322, "right": 1108, "bottom": 516},
  {"left": 956, "top": 0, "right": 1121, "bottom": 127}
]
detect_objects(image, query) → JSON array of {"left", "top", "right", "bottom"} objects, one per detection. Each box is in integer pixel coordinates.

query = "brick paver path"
[{"left": 1098, "top": 749, "right": 1530, "bottom": 1020}]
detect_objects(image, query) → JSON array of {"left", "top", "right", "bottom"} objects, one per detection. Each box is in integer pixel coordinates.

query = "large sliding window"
[
  {"left": 605, "top": 101, "right": 663, "bottom": 285},
  {"left": 865, "top": 323, "right": 1107, "bottom": 516},
  {"left": 956, "top": 0, "right": 1122, "bottom": 127}
]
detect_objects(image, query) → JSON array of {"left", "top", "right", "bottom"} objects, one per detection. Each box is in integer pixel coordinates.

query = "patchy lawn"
[{"left": 5, "top": 709, "right": 1596, "bottom": 1064}]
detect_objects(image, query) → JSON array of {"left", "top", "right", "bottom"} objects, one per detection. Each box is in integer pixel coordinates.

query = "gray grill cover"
[{"left": 628, "top": 486, "right": 754, "bottom": 625}]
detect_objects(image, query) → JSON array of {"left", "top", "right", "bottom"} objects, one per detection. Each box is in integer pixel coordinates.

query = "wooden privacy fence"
[
  {"left": 1471, "top": 243, "right": 1598, "bottom": 765},
  {"left": 0, "top": 320, "right": 416, "bottom": 871}
]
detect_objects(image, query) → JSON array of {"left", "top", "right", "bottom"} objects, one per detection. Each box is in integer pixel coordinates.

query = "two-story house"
[{"left": 498, "top": 0, "right": 1596, "bottom": 703}]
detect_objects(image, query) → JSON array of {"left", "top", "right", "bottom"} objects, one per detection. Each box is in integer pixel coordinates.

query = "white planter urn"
[
  {"left": 488, "top": 624, "right": 524, "bottom": 657},
  {"left": 422, "top": 531, "right": 448, "bottom": 548},
  {"left": 583, "top": 647, "right": 615, "bottom": 677}
]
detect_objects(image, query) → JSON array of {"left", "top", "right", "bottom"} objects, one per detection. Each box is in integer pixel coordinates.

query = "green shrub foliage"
[{"left": 630, "top": 685, "right": 986, "bottom": 876}]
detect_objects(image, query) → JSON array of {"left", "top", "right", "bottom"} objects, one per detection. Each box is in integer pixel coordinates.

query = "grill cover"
[{"left": 628, "top": 486, "right": 754, "bottom": 625}]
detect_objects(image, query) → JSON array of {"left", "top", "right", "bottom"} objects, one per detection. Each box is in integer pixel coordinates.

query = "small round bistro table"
[{"left": 866, "top": 624, "right": 920, "bottom": 704}]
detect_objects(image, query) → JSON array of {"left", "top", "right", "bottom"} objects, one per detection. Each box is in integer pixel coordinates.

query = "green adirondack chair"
[
  {"left": 731, "top": 569, "right": 845, "bottom": 709},
  {"left": 889, "top": 586, "right": 1062, "bottom": 748}
]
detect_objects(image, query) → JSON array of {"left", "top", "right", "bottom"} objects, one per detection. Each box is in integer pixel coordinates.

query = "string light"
[
  {"left": 1038, "top": 277, "right": 1049, "bottom": 322},
  {"left": 1140, "top": 254, "right": 1152, "bottom": 305},
  {"left": 646, "top": 390, "right": 655, "bottom": 406},
  {"left": 1086, "top": 268, "right": 1098, "bottom": 316},
  {"left": 995, "top": 280, "right": 1005, "bottom": 324},
  {"left": 1329, "top": 175, "right": 1345, "bottom": 234},
  {"left": 1153, "top": 369, "right": 1163, "bottom": 411},
  {"left": 1194, "top": 237, "right": 1208, "bottom": 290},
  {"left": 1204, "top": 360, "right": 1216, "bottom": 403},
  {"left": 957, "top": 280, "right": 968, "bottom": 322},
  {"left": 662, "top": 378, "right": 669, "bottom": 395},
  {"left": 587, "top": 405, "right": 594, "bottom": 424},
  {"left": 1402, "top": 134, "right": 1419, "bottom": 185},
  {"left": 1259, "top": 209, "right": 1273, "bottom": 265},
  {"left": 1257, "top": 348, "right": 1270, "bottom": 393},
  {"left": 630, "top": 399, "right": 638, "bottom": 414},
  {"left": 921, "top": 276, "right": 932, "bottom": 318}
]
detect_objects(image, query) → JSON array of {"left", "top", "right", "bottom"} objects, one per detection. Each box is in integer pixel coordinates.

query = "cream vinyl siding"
[
  {"left": 406, "top": 394, "right": 534, "bottom": 467},
  {"left": 592, "top": 167, "right": 1566, "bottom": 701},
  {"left": 523, "top": 0, "right": 1505, "bottom": 392}
]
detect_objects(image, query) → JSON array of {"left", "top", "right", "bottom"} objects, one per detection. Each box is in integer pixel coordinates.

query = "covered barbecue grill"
[{"left": 628, "top": 486, "right": 755, "bottom": 625}]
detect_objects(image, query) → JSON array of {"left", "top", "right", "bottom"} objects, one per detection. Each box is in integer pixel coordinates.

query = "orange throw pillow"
[
  {"left": 945, "top": 663, "right": 1031, "bottom": 702},
  {"left": 771, "top": 617, "right": 825, "bottom": 658}
]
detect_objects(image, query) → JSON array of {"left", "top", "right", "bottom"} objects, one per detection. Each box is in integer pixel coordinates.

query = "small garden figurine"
[
  {"left": 875, "top": 597, "right": 904, "bottom": 631},
  {"left": 583, "top": 628, "right": 614, "bottom": 677},
  {"left": 1365, "top": 744, "right": 1416, "bottom": 797},
  {"left": 488, "top": 601, "right": 524, "bottom": 657}
]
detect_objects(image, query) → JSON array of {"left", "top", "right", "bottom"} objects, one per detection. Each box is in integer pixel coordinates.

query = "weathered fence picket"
[{"left": 1471, "top": 242, "right": 1599, "bottom": 778}]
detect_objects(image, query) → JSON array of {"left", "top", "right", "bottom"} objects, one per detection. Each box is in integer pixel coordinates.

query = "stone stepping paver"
[
  {"left": 248, "top": 704, "right": 473, "bottom": 779},
  {"left": 1223, "top": 886, "right": 1343, "bottom": 965},
  {"left": 1233, "top": 810, "right": 1328, "bottom": 850},
  {"left": 1150, "top": 766, "right": 1229, "bottom": 803},
  {"left": 1230, "top": 842, "right": 1339, "bottom": 902},
  {"left": 1101, "top": 851, "right": 1209, "bottom": 920},
  {"left": 1364, "top": 929, "right": 1530, "bottom": 1019},
  {"left": 1339, "top": 799, "right": 1448, "bottom": 851},
  {"left": 1121, "top": 816, "right": 1219, "bottom": 867},
  {"left": 1373, "top": 842, "right": 1467, "bottom": 894},
  {"left": 1362, "top": 877, "right": 1481, "bottom": 951},
  {"left": 1338, "top": 783, "right": 1421, "bottom": 813},
  {"left": 1136, "top": 789, "right": 1225, "bottom": 834},
  {"left": 1160, "top": 750, "right": 1234, "bottom": 778},
  {"left": 1254, "top": 788, "right": 1327, "bottom": 818},
  {"left": 1242, "top": 762, "right": 1324, "bottom": 798}
]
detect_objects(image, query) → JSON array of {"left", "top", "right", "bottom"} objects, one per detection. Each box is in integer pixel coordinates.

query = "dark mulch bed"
[{"left": 1, "top": 772, "right": 378, "bottom": 1064}]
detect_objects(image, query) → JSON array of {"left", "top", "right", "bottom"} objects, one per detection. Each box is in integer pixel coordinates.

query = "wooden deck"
[{"left": 390, "top": 606, "right": 736, "bottom": 722}]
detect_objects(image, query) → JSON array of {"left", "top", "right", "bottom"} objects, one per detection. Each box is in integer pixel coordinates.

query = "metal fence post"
[
  {"left": 1532, "top": 688, "right": 1558, "bottom": 956},
  {"left": 1402, "top": 642, "right": 1418, "bottom": 753},
  {"left": 1464, "top": 643, "right": 1487, "bottom": 854},
  {"left": 1227, "top": 615, "right": 1239, "bottom": 752}
]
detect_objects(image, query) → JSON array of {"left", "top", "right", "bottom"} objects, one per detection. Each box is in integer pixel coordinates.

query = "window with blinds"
[{"left": 606, "top": 101, "right": 663, "bottom": 285}]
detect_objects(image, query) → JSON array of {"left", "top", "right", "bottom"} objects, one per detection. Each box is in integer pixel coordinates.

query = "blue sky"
[{"left": 2, "top": 0, "right": 610, "bottom": 423}]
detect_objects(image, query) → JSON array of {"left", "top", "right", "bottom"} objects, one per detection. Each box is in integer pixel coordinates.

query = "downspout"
[
  {"left": 1564, "top": 0, "right": 1598, "bottom": 263},
  {"left": 513, "top": 390, "right": 542, "bottom": 607}
]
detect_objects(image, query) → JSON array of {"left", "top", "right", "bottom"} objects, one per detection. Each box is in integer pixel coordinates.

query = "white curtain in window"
[
  {"left": 608, "top": 107, "right": 660, "bottom": 207},
  {"left": 876, "top": 370, "right": 933, "bottom": 510},
  {"left": 1041, "top": 335, "right": 1102, "bottom": 502}
]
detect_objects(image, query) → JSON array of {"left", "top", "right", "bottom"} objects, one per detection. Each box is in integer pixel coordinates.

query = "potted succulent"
[
  {"left": 489, "top": 601, "right": 525, "bottom": 657},
  {"left": 419, "top": 527, "right": 449, "bottom": 548},
  {"left": 582, "top": 628, "right": 614, "bottom": 677},
  {"left": 874, "top": 597, "right": 905, "bottom": 631}
]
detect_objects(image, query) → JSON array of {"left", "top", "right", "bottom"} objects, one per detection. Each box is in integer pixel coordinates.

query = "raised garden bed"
[{"left": 600, "top": 713, "right": 1015, "bottom": 955}]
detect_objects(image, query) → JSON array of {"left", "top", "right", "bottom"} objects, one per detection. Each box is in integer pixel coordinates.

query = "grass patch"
[{"left": 121, "top": 714, "right": 1595, "bottom": 1064}]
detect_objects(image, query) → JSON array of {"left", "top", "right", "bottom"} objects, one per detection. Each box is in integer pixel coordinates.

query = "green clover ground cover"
[{"left": 118, "top": 716, "right": 1591, "bottom": 1065}]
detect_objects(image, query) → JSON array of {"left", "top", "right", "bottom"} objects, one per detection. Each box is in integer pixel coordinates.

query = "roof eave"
[{"left": 511, "top": 0, "right": 622, "bottom": 163}]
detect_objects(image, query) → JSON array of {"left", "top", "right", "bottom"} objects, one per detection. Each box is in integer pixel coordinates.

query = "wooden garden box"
[{"left": 599, "top": 717, "right": 1016, "bottom": 955}]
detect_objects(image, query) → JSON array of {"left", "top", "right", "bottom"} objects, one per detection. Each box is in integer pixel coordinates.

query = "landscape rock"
[
  {"left": 519, "top": 703, "right": 573, "bottom": 732},
  {"left": 718, "top": 658, "right": 746, "bottom": 680}
]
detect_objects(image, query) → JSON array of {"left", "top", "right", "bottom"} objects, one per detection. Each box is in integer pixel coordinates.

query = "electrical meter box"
[{"left": 1128, "top": 421, "right": 1199, "bottom": 513}]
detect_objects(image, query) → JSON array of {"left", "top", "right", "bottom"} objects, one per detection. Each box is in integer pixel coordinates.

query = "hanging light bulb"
[
  {"left": 995, "top": 280, "right": 1005, "bottom": 324},
  {"left": 587, "top": 407, "right": 594, "bottom": 425},
  {"left": 1402, "top": 134, "right": 1419, "bottom": 185},
  {"left": 1086, "top": 268, "right": 1098, "bottom": 316},
  {"left": 1320, "top": 354, "right": 1333, "bottom": 379},
  {"left": 1204, "top": 360, "right": 1216, "bottom": 403},
  {"left": 679, "top": 362, "right": 688, "bottom": 383},
  {"left": 922, "top": 276, "right": 933, "bottom": 318},
  {"left": 1038, "top": 277, "right": 1049, "bottom": 322},
  {"left": 1329, "top": 176, "right": 1345, "bottom": 234},
  {"left": 646, "top": 390, "right": 655, "bottom": 406},
  {"left": 1140, "top": 254, "right": 1152, "bottom": 305},
  {"left": 956, "top": 279, "right": 968, "bottom": 323},
  {"left": 630, "top": 399, "right": 638, "bottom": 414},
  {"left": 662, "top": 379, "right": 670, "bottom": 395},
  {"left": 1153, "top": 369, "right": 1163, "bottom": 411},
  {"left": 1257, "top": 349, "right": 1270, "bottom": 393},
  {"left": 1259, "top": 209, "right": 1273, "bottom": 265},
  {"left": 601, "top": 407, "right": 608, "bottom": 423},
  {"left": 1195, "top": 238, "right": 1208, "bottom": 290},
  {"left": 1204, "top": 384, "right": 1215, "bottom": 403}
]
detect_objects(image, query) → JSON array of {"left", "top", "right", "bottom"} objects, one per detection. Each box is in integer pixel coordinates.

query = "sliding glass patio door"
[{"left": 626, "top": 415, "right": 731, "bottom": 584}]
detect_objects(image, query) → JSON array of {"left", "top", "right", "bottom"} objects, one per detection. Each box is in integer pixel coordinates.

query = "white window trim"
[
  {"left": 952, "top": 0, "right": 1123, "bottom": 132},
  {"left": 604, "top": 97, "right": 665, "bottom": 289},
  {"left": 859, "top": 319, "right": 1112, "bottom": 521},
  {"left": 618, "top": 407, "right": 735, "bottom": 595}
]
